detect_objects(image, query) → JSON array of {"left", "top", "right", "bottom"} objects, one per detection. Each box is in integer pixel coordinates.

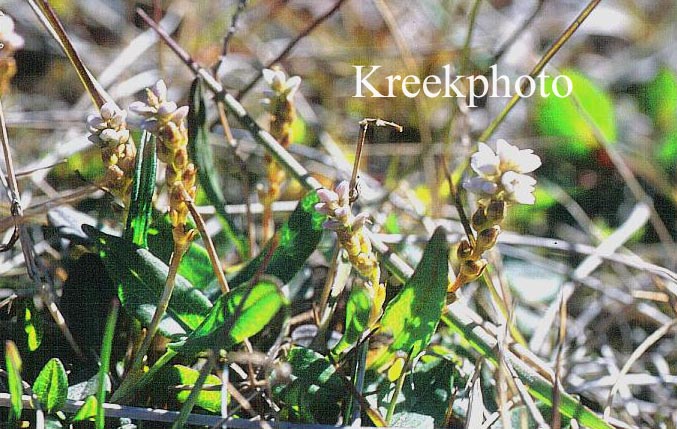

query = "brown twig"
[{"left": 235, "top": 0, "right": 347, "bottom": 100}]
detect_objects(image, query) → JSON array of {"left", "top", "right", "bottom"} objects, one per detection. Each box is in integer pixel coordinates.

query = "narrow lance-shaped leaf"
[
  {"left": 332, "top": 285, "right": 371, "bottom": 355},
  {"left": 4, "top": 340, "right": 23, "bottom": 425},
  {"left": 33, "top": 358, "right": 68, "bottom": 414},
  {"left": 170, "top": 279, "right": 287, "bottom": 357},
  {"left": 368, "top": 227, "right": 449, "bottom": 370},
  {"left": 187, "top": 77, "right": 248, "bottom": 258},
  {"left": 84, "top": 225, "right": 213, "bottom": 338},
  {"left": 229, "top": 191, "right": 326, "bottom": 289},
  {"left": 123, "top": 131, "right": 157, "bottom": 248}
]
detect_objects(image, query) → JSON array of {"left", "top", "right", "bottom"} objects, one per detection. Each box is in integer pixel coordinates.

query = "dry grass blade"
[{"left": 603, "top": 320, "right": 677, "bottom": 421}]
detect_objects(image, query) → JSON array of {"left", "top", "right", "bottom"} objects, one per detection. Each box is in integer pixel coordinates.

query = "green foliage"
[
  {"left": 157, "top": 365, "right": 223, "bottom": 413},
  {"left": 275, "top": 346, "right": 344, "bottom": 424},
  {"left": 96, "top": 300, "right": 119, "bottom": 429},
  {"left": 369, "top": 227, "right": 449, "bottom": 370},
  {"left": 332, "top": 285, "right": 371, "bottom": 355},
  {"left": 187, "top": 77, "right": 248, "bottom": 258},
  {"left": 4, "top": 341, "right": 23, "bottom": 426},
  {"left": 147, "top": 214, "right": 216, "bottom": 291},
  {"left": 642, "top": 67, "right": 677, "bottom": 133},
  {"left": 123, "top": 132, "right": 157, "bottom": 248},
  {"left": 169, "top": 279, "right": 287, "bottom": 356},
  {"left": 536, "top": 70, "right": 617, "bottom": 156},
  {"left": 71, "top": 396, "right": 97, "bottom": 422},
  {"left": 84, "top": 226, "right": 213, "bottom": 338},
  {"left": 228, "top": 191, "right": 326, "bottom": 289},
  {"left": 33, "top": 358, "right": 68, "bottom": 414},
  {"left": 21, "top": 301, "right": 43, "bottom": 352}
]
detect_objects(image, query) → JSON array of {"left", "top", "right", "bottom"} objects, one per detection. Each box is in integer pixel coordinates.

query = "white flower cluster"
[
  {"left": 261, "top": 68, "right": 301, "bottom": 108},
  {"left": 464, "top": 139, "right": 541, "bottom": 205},
  {"left": 0, "top": 13, "right": 24, "bottom": 56},
  {"left": 86, "top": 102, "right": 130, "bottom": 146},
  {"left": 128, "top": 80, "right": 189, "bottom": 131},
  {"left": 315, "top": 181, "right": 370, "bottom": 233}
]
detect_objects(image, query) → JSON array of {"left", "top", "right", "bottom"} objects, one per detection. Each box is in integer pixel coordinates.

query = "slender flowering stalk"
[
  {"left": 129, "top": 80, "right": 195, "bottom": 247},
  {"left": 0, "top": 12, "right": 24, "bottom": 94},
  {"left": 451, "top": 139, "right": 541, "bottom": 292},
  {"left": 260, "top": 67, "right": 301, "bottom": 240},
  {"left": 316, "top": 181, "right": 384, "bottom": 325},
  {"left": 86, "top": 103, "right": 136, "bottom": 197}
]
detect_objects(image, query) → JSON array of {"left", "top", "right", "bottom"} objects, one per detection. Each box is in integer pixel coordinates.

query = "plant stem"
[
  {"left": 96, "top": 299, "right": 119, "bottom": 429},
  {"left": 183, "top": 189, "right": 230, "bottom": 294},
  {"left": 128, "top": 241, "right": 188, "bottom": 381},
  {"left": 385, "top": 359, "right": 407, "bottom": 425},
  {"left": 172, "top": 351, "right": 215, "bottom": 429},
  {"left": 478, "top": 0, "right": 602, "bottom": 142}
]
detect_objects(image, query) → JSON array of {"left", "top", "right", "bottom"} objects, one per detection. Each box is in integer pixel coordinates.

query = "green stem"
[
  {"left": 96, "top": 299, "right": 119, "bottom": 429},
  {"left": 111, "top": 349, "right": 177, "bottom": 404},
  {"left": 172, "top": 351, "right": 215, "bottom": 429},
  {"left": 385, "top": 359, "right": 407, "bottom": 425},
  {"left": 478, "top": 0, "right": 602, "bottom": 142}
]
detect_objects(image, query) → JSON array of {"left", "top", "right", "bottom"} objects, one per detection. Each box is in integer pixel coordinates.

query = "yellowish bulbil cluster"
[
  {"left": 129, "top": 80, "right": 195, "bottom": 247},
  {"left": 261, "top": 68, "right": 301, "bottom": 205},
  {"left": 315, "top": 181, "right": 385, "bottom": 325},
  {"left": 451, "top": 139, "right": 542, "bottom": 292},
  {"left": 87, "top": 103, "right": 136, "bottom": 197},
  {"left": 0, "top": 12, "right": 24, "bottom": 94}
]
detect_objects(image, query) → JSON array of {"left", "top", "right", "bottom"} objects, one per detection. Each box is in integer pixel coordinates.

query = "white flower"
[
  {"left": 496, "top": 139, "right": 541, "bottom": 173},
  {"left": 128, "top": 80, "right": 189, "bottom": 129},
  {"left": 262, "top": 68, "right": 301, "bottom": 102},
  {"left": 86, "top": 102, "right": 129, "bottom": 146},
  {"left": 315, "top": 181, "right": 370, "bottom": 232},
  {"left": 0, "top": 13, "right": 24, "bottom": 54},
  {"left": 501, "top": 171, "right": 537, "bottom": 204},
  {"left": 464, "top": 139, "right": 541, "bottom": 205}
]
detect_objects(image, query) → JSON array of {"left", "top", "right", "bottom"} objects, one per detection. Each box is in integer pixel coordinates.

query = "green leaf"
[
  {"left": 5, "top": 341, "right": 23, "bottom": 425},
  {"left": 84, "top": 226, "right": 213, "bottom": 338},
  {"left": 170, "top": 279, "right": 287, "bottom": 356},
  {"left": 96, "top": 300, "right": 119, "bottom": 429},
  {"left": 71, "top": 396, "right": 97, "bottom": 422},
  {"left": 229, "top": 191, "right": 326, "bottom": 289},
  {"left": 147, "top": 214, "right": 216, "bottom": 291},
  {"left": 369, "top": 227, "right": 449, "bottom": 370},
  {"left": 642, "top": 66, "right": 677, "bottom": 133},
  {"left": 187, "top": 77, "right": 248, "bottom": 258},
  {"left": 401, "top": 352, "right": 458, "bottom": 426},
  {"left": 123, "top": 131, "right": 157, "bottom": 248},
  {"left": 535, "top": 70, "right": 616, "bottom": 156},
  {"left": 22, "top": 301, "right": 43, "bottom": 352},
  {"left": 274, "top": 346, "right": 344, "bottom": 424},
  {"left": 332, "top": 285, "right": 371, "bottom": 355},
  {"left": 33, "top": 358, "right": 68, "bottom": 414},
  {"left": 157, "top": 365, "right": 223, "bottom": 413}
]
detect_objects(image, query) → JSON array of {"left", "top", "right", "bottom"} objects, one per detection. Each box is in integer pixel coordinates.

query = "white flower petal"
[
  {"left": 262, "top": 68, "right": 277, "bottom": 85},
  {"left": 464, "top": 176, "right": 498, "bottom": 196},
  {"left": 317, "top": 188, "right": 339, "bottom": 204},
  {"left": 470, "top": 142, "right": 500, "bottom": 176},
  {"left": 151, "top": 80, "right": 167, "bottom": 101},
  {"left": 334, "top": 181, "right": 350, "bottom": 204}
]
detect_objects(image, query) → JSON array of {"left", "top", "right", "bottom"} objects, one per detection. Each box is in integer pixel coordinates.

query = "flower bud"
[
  {"left": 457, "top": 239, "right": 473, "bottom": 260},
  {"left": 460, "top": 258, "right": 487, "bottom": 280},
  {"left": 487, "top": 199, "right": 505, "bottom": 224},
  {"left": 471, "top": 205, "right": 488, "bottom": 231},
  {"left": 476, "top": 226, "right": 500, "bottom": 251}
]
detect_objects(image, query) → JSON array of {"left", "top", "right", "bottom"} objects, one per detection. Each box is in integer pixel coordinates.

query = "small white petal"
[
  {"left": 171, "top": 105, "right": 189, "bottom": 124},
  {"left": 352, "top": 212, "right": 370, "bottom": 230},
  {"left": 334, "top": 181, "right": 350, "bottom": 204},
  {"left": 470, "top": 142, "right": 500, "bottom": 176},
  {"left": 262, "top": 69, "right": 277, "bottom": 85},
  {"left": 100, "top": 103, "right": 116, "bottom": 120},
  {"left": 151, "top": 80, "right": 167, "bottom": 100},
  {"left": 334, "top": 206, "right": 350, "bottom": 218},
  {"left": 317, "top": 188, "right": 339, "bottom": 204},
  {"left": 284, "top": 76, "right": 301, "bottom": 99},
  {"left": 464, "top": 176, "right": 498, "bottom": 195},
  {"left": 322, "top": 219, "right": 343, "bottom": 231},
  {"left": 157, "top": 101, "right": 178, "bottom": 117},
  {"left": 314, "top": 203, "right": 330, "bottom": 214}
]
